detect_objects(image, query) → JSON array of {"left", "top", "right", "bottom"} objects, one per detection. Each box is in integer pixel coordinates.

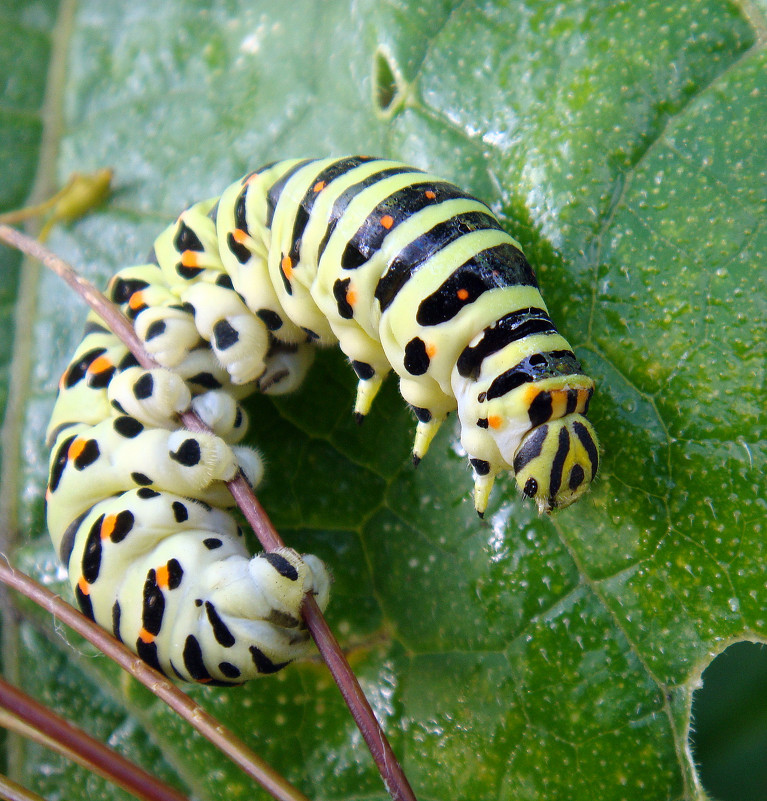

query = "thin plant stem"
[
  {"left": 0, "top": 772, "right": 47, "bottom": 801},
  {"left": 0, "top": 677, "right": 188, "bottom": 801}
]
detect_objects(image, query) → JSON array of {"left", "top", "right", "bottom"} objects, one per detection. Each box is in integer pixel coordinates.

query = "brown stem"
[
  {"left": 0, "top": 677, "right": 188, "bottom": 801},
  {"left": 0, "top": 223, "right": 418, "bottom": 801},
  {"left": 0, "top": 772, "right": 47, "bottom": 801},
  {"left": 225, "top": 473, "right": 418, "bottom": 801}
]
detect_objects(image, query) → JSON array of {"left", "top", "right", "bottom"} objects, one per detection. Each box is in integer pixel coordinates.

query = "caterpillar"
[{"left": 46, "top": 155, "right": 599, "bottom": 684}]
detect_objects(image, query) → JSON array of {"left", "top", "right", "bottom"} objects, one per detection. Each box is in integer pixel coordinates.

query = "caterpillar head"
[
  {"left": 512, "top": 414, "right": 599, "bottom": 514},
  {"left": 455, "top": 372, "right": 598, "bottom": 516}
]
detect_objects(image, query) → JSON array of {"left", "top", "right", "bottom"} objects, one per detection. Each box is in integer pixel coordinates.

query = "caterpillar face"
[
  {"left": 453, "top": 305, "right": 597, "bottom": 515},
  {"left": 455, "top": 374, "right": 598, "bottom": 515},
  {"left": 513, "top": 415, "right": 599, "bottom": 514}
]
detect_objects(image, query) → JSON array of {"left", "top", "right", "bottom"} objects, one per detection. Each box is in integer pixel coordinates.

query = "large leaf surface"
[{"left": 1, "top": 1, "right": 765, "bottom": 799}]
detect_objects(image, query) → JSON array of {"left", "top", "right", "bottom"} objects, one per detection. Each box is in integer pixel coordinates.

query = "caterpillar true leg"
[
  {"left": 352, "top": 370, "right": 386, "bottom": 421},
  {"left": 411, "top": 413, "right": 447, "bottom": 466}
]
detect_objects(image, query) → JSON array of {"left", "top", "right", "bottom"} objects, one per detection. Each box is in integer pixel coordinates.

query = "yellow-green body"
[{"left": 46, "top": 156, "right": 598, "bottom": 683}]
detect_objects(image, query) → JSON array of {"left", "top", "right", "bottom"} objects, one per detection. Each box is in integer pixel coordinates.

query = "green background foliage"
[{"left": 1, "top": 1, "right": 766, "bottom": 799}]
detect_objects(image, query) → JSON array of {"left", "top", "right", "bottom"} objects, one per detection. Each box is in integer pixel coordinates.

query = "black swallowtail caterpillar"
[{"left": 46, "top": 155, "right": 599, "bottom": 684}]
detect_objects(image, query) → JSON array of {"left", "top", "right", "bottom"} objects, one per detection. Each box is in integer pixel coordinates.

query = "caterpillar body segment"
[
  {"left": 67, "top": 489, "right": 326, "bottom": 683},
  {"left": 204, "top": 156, "right": 598, "bottom": 514},
  {"left": 46, "top": 155, "right": 598, "bottom": 684},
  {"left": 46, "top": 303, "right": 329, "bottom": 683}
]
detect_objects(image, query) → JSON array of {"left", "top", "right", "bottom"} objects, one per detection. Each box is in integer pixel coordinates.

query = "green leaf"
[{"left": 2, "top": 1, "right": 765, "bottom": 799}]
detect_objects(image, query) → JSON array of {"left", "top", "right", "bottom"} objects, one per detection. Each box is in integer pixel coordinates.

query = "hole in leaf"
[
  {"left": 372, "top": 47, "right": 404, "bottom": 117},
  {"left": 690, "top": 641, "right": 767, "bottom": 801}
]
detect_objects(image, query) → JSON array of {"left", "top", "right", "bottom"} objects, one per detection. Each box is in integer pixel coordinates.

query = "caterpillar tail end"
[
  {"left": 473, "top": 473, "right": 496, "bottom": 518},
  {"left": 353, "top": 374, "right": 384, "bottom": 419},
  {"left": 412, "top": 417, "right": 443, "bottom": 465}
]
